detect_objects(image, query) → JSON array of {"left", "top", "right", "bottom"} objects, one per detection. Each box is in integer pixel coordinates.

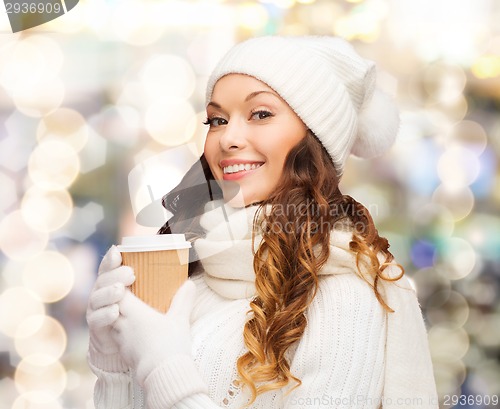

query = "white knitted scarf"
[{"left": 193, "top": 200, "right": 360, "bottom": 300}]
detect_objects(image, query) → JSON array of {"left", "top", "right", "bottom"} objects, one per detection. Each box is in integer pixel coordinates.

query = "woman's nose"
[{"left": 219, "top": 121, "right": 247, "bottom": 152}]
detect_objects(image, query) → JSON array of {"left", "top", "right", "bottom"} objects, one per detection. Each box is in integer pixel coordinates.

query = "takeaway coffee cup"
[{"left": 117, "top": 235, "right": 191, "bottom": 313}]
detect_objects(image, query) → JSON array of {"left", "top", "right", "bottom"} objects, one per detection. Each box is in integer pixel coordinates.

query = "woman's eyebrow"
[
  {"left": 245, "top": 90, "right": 280, "bottom": 102},
  {"left": 207, "top": 101, "right": 222, "bottom": 109},
  {"left": 206, "top": 90, "right": 280, "bottom": 109}
]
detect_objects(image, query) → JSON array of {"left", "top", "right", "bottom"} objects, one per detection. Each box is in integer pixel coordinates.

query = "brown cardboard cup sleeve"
[{"left": 117, "top": 235, "right": 191, "bottom": 313}]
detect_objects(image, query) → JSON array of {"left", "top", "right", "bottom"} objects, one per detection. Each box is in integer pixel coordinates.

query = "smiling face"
[{"left": 203, "top": 74, "right": 307, "bottom": 207}]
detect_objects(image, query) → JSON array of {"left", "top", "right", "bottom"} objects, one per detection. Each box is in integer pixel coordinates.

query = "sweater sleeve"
[
  {"left": 282, "top": 273, "right": 388, "bottom": 409},
  {"left": 381, "top": 266, "right": 438, "bottom": 408},
  {"left": 172, "top": 393, "right": 224, "bottom": 409},
  {"left": 88, "top": 361, "right": 133, "bottom": 409},
  {"left": 143, "top": 354, "right": 209, "bottom": 409}
]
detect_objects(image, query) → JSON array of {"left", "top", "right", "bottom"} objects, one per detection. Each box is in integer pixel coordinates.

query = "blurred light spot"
[
  {"left": 111, "top": 0, "right": 164, "bottom": 46},
  {"left": 0, "top": 210, "right": 48, "bottom": 260},
  {"left": 432, "top": 184, "right": 474, "bottom": 221},
  {"left": 475, "top": 314, "right": 500, "bottom": 349},
  {"left": 471, "top": 54, "right": 500, "bottom": 79},
  {"left": 300, "top": 2, "right": 343, "bottom": 36},
  {"left": 429, "top": 325, "right": 469, "bottom": 362},
  {"left": 78, "top": 127, "right": 108, "bottom": 174},
  {"left": 411, "top": 268, "right": 452, "bottom": 305},
  {"left": 187, "top": 33, "right": 236, "bottom": 76},
  {"left": 395, "top": 138, "right": 441, "bottom": 195},
  {"left": 80, "top": 0, "right": 112, "bottom": 36},
  {"left": 426, "top": 290, "right": 469, "bottom": 329},
  {"left": 13, "top": 78, "right": 65, "bottom": 118},
  {"left": 437, "top": 146, "right": 480, "bottom": 189},
  {"left": 422, "top": 63, "right": 466, "bottom": 104},
  {"left": 0, "top": 287, "right": 45, "bottom": 338},
  {"left": 0, "top": 40, "right": 45, "bottom": 92},
  {"left": 65, "top": 370, "right": 81, "bottom": 391},
  {"left": 24, "top": 35, "right": 64, "bottom": 76},
  {"left": 432, "top": 359, "right": 466, "bottom": 397},
  {"left": 2, "top": 112, "right": 38, "bottom": 172},
  {"left": 430, "top": 94, "right": 468, "bottom": 123},
  {"left": 14, "top": 358, "right": 66, "bottom": 398},
  {"left": 410, "top": 239, "right": 436, "bottom": 268},
  {"left": 0, "top": 377, "right": 19, "bottom": 408},
  {"left": 412, "top": 203, "right": 455, "bottom": 239},
  {"left": 446, "top": 120, "right": 488, "bottom": 154},
  {"left": 436, "top": 237, "right": 476, "bottom": 280},
  {"left": 470, "top": 280, "right": 497, "bottom": 307},
  {"left": 237, "top": 2, "right": 269, "bottom": 30},
  {"left": 468, "top": 360, "right": 500, "bottom": 396},
  {"left": 462, "top": 343, "right": 484, "bottom": 371},
  {"left": 262, "top": 0, "right": 296, "bottom": 8},
  {"left": 22, "top": 251, "right": 74, "bottom": 303},
  {"left": 28, "top": 140, "right": 80, "bottom": 190},
  {"left": 12, "top": 391, "right": 63, "bottom": 409},
  {"left": 140, "top": 55, "right": 195, "bottom": 102},
  {"left": 36, "top": 108, "right": 89, "bottom": 152},
  {"left": 382, "top": 232, "right": 411, "bottom": 266},
  {"left": 21, "top": 187, "right": 73, "bottom": 233},
  {"left": 144, "top": 99, "right": 197, "bottom": 146},
  {"left": 2, "top": 259, "right": 28, "bottom": 288},
  {"left": 192, "top": 111, "right": 210, "bottom": 155},
  {"left": 494, "top": 171, "right": 500, "bottom": 205},
  {"left": 470, "top": 147, "right": 497, "bottom": 198},
  {"left": 464, "top": 307, "right": 485, "bottom": 337},
  {"left": 0, "top": 171, "right": 17, "bottom": 211},
  {"left": 15, "top": 315, "right": 67, "bottom": 363},
  {"left": 116, "top": 80, "right": 148, "bottom": 111},
  {"left": 63, "top": 202, "right": 104, "bottom": 242},
  {"left": 345, "top": 185, "right": 390, "bottom": 222},
  {"left": 458, "top": 213, "right": 500, "bottom": 262},
  {"left": 334, "top": 5, "right": 382, "bottom": 42},
  {"left": 88, "top": 104, "right": 140, "bottom": 147}
]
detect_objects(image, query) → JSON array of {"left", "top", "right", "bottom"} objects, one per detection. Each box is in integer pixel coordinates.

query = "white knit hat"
[{"left": 206, "top": 36, "right": 400, "bottom": 177}]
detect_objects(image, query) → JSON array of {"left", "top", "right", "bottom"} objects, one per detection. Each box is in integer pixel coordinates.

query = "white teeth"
[{"left": 223, "top": 163, "right": 262, "bottom": 174}]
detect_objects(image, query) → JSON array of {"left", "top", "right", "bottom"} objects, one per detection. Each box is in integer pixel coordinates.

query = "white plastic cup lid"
[{"left": 117, "top": 234, "right": 191, "bottom": 252}]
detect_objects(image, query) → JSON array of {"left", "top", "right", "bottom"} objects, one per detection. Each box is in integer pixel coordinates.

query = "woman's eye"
[
  {"left": 251, "top": 110, "right": 273, "bottom": 120},
  {"left": 203, "top": 117, "right": 228, "bottom": 127}
]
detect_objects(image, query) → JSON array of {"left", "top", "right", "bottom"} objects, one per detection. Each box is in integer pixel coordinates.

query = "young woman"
[{"left": 87, "top": 36, "right": 438, "bottom": 409}]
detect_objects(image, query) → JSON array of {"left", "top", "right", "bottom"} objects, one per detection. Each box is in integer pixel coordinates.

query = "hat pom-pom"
[{"left": 351, "top": 89, "right": 400, "bottom": 159}]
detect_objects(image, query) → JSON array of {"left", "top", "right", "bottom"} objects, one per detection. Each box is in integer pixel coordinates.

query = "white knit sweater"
[{"left": 90, "top": 203, "right": 438, "bottom": 409}]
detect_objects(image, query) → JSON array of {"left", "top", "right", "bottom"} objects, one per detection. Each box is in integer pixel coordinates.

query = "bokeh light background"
[{"left": 0, "top": 0, "right": 499, "bottom": 408}]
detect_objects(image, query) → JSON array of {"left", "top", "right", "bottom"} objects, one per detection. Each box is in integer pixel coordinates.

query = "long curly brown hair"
[{"left": 159, "top": 132, "right": 403, "bottom": 404}]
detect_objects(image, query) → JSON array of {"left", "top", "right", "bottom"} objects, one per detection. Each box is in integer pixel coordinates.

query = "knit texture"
[
  {"left": 206, "top": 36, "right": 400, "bottom": 177},
  {"left": 91, "top": 203, "right": 438, "bottom": 408},
  {"left": 145, "top": 354, "right": 208, "bottom": 409}
]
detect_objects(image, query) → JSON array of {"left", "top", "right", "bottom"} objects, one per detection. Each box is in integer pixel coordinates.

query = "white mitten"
[
  {"left": 86, "top": 245, "right": 136, "bottom": 373},
  {"left": 112, "top": 279, "right": 196, "bottom": 384}
]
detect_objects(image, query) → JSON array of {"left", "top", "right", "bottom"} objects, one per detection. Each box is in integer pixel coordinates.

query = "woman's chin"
[
  {"left": 216, "top": 180, "right": 266, "bottom": 208},
  {"left": 223, "top": 190, "right": 263, "bottom": 208},
  {"left": 223, "top": 191, "right": 248, "bottom": 208}
]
